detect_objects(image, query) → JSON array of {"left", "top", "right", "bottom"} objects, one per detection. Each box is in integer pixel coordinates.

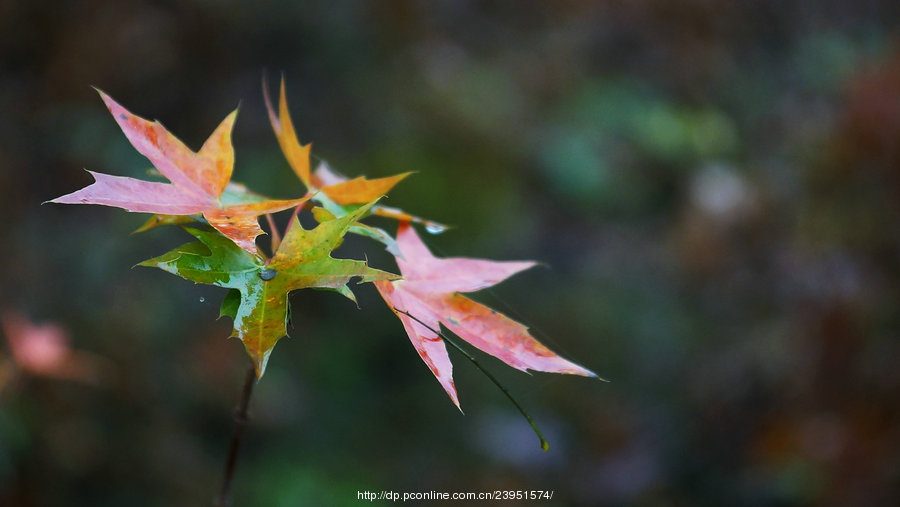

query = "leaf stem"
[
  {"left": 214, "top": 361, "right": 257, "bottom": 507},
  {"left": 285, "top": 200, "right": 306, "bottom": 236},
  {"left": 264, "top": 213, "right": 281, "bottom": 254},
  {"left": 392, "top": 308, "right": 550, "bottom": 451}
]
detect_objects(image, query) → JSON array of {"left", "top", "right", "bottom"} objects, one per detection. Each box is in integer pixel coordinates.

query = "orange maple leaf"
[{"left": 264, "top": 78, "right": 412, "bottom": 204}]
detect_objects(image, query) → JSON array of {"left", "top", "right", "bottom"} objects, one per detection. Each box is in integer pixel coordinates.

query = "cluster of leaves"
[{"left": 51, "top": 81, "right": 595, "bottom": 410}]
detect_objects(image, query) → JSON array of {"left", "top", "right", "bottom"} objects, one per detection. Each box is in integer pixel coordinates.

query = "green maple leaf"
[{"left": 139, "top": 199, "right": 398, "bottom": 376}]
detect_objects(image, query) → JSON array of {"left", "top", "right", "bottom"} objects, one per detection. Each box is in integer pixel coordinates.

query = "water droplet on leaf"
[
  {"left": 425, "top": 223, "right": 447, "bottom": 234},
  {"left": 199, "top": 297, "right": 205, "bottom": 303},
  {"left": 259, "top": 268, "right": 278, "bottom": 281}
]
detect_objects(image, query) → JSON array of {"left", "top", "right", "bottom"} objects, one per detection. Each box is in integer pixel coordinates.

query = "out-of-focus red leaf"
[{"left": 1, "top": 311, "right": 101, "bottom": 383}]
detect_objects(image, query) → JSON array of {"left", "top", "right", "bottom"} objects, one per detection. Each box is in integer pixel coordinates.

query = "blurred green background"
[{"left": 2, "top": 1, "right": 900, "bottom": 505}]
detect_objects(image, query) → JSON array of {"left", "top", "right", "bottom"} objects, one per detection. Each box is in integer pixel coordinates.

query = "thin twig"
[
  {"left": 392, "top": 308, "right": 550, "bottom": 451},
  {"left": 214, "top": 361, "right": 257, "bottom": 506}
]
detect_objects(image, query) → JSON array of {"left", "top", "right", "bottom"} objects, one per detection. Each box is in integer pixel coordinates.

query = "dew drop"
[
  {"left": 199, "top": 297, "right": 205, "bottom": 303},
  {"left": 259, "top": 268, "right": 278, "bottom": 281},
  {"left": 425, "top": 223, "right": 447, "bottom": 234}
]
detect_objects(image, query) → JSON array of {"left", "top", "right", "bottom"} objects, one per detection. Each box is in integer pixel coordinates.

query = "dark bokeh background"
[{"left": 2, "top": 1, "right": 900, "bottom": 505}]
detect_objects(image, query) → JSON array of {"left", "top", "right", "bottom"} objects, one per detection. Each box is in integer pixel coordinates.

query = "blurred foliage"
[{"left": 2, "top": 0, "right": 900, "bottom": 505}]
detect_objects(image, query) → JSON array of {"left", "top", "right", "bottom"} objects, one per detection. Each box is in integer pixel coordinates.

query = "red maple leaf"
[
  {"left": 51, "top": 90, "right": 308, "bottom": 254},
  {"left": 376, "top": 223, "right": 596, "bottom": 409}
]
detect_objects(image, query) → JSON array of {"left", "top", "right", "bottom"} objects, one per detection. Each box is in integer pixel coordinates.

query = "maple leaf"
[
  {"left": 139, "top": 200, "right": 399, "bottom": 377},
  {"left": 310, "top": 161, "right": 411, "bottom": 206},
  {"left": 375, "top": 223, "right": 596, "bottom": 409},
  {"left": 50, "top": 90, "right": 309, "bottom": 254},
  {"left": 264, "top": 78, "right": 412, "bottom": 204},
  {"left": 264, "top": 78, "right": 449, "bottom": 250},
  {"left": 311, "top": 161, "right": 450, "bottom": 234},
  {"left": 133, "top": 182, "right": 274, "bottom": 233}
]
